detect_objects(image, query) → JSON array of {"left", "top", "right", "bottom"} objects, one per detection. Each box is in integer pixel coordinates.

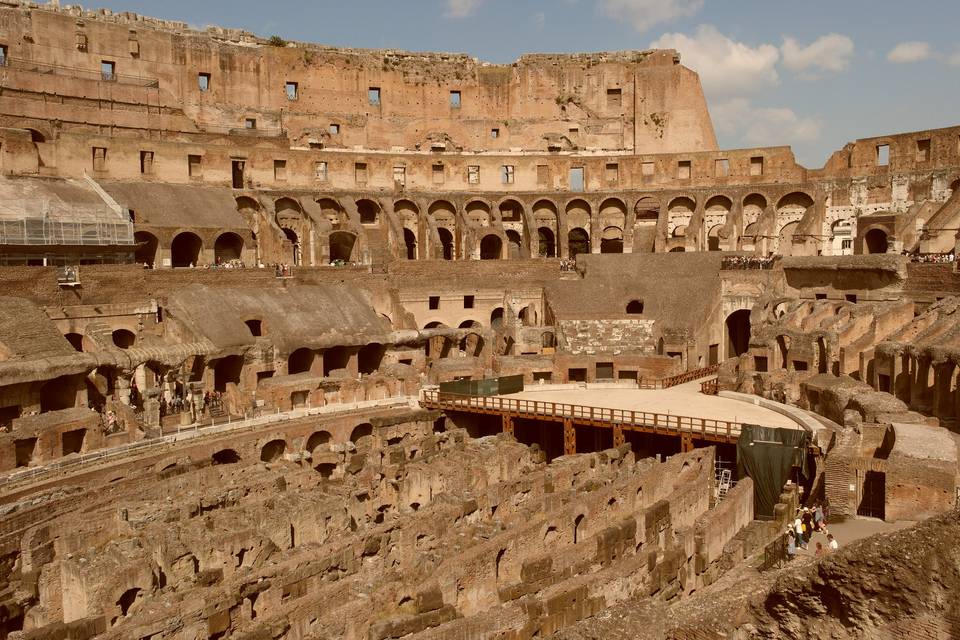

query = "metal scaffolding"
[{"left": 0, "top": 200, "right": 134, "bottom": 246}]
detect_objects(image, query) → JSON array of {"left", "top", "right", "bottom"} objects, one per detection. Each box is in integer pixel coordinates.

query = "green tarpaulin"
[
  {"left": 439, "top": 374, "right": 524, "bottom": 397},
  {"left": 736, "top": 424, "right": 810, "bottom": 518}
]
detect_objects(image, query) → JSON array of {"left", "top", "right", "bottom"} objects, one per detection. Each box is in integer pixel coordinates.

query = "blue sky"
[{"left": 93, "top": 0, "right": 959, "bottom": 167}]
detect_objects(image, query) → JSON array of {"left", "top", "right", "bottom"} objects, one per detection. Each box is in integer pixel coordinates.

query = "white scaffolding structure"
[{"left": 0, "top": 199, "right": 134, "bottom": 247}]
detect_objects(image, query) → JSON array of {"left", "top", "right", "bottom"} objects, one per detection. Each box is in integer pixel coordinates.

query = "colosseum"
[{"left": 0, "top": 2, "right": 959, "bottom": 639}]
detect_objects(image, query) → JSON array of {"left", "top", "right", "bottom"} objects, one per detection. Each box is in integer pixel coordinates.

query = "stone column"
[{"left": 563, "top": 418, "right": 576, "bottom": 455}]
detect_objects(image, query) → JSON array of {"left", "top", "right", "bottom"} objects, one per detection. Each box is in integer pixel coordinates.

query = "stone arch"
[
  {"left": 287, "top": 348, "right": 315, "bottom": 375},
  {"left": 634, "top": 196, "right": 660, "bottom": 223},
  {"left": 533, "top": 199, "right": 558, "bottom": 257},
  {"left": 112, "top": 329, "right": 136, "bottom": 349},
  {"left": 725, "top": 309, "right": 751, "bottom": 359},
  {"left": 568, "top": 227, "right": 590, "bottom": 257},
  {"left": 565, "top": 199, "right": 592, "bottom": 232},
  {"left": 350, "top": 422, "right": 374, "bottom": 445},
  {"left": 505, "top": 230, "right": 523, "bottom": 259},
  {"left": 394, "top": 199, "right": 420, "bottom": 227},
  {"left": 170, "top": 231, "right": 202, "bottom": 267},
  {"left": 707, "top": 225, "right": 724, "bottom": 251},
  {"left": 465, "top": 200, "right": 492, "bottom": 227},
  {"left": 626, "top": 300, "right": 644, "bottom": 314},
  {"left": 402, "top": 228, "right": 418, "bottom": 260},
  {"left": 437, "top": 228, "right": 455, "bottom": 260},
  {"left": 573, "top": 513, "right": 586, "bottom": 544},
  {"left": 865, "top": 228, "right": 889, "bottom": 254},
  {"left": 667, "top": 196, "right": 695, "bottom": 240},
  {"left": 133, "top": 231, "right": 158, "bottom": 266},
  {"left": 260, "top": 439, "right": 287, "bottom": 463},
  {"left": 776, "top": 192, "right": 813, "bottom": 256},
  {"left": 214, "top": 232, "right": 244, "bottom": 263},
  {"left": 599, "top": 197, "right": 627, "bottom": 231},
  {"left": 305, "top": 431, "right": 332, "bottom": 454},
  {"left": 600, "top": 226, "right": 624, "bottom": 253},
  {"left": 316, "top": 197, "right": 344, "bottom": 227},
  {"left": 777, "top": 192, "right": 814, "bottom": 214},
  {"left": 282, "top": 227, "right": 301, "bottom": 265},
  {"left": 498, "top": 198, "right": 524, "bottom": 223},
  {"left": 490, "top": 307, "right": 505, "bottom": 330},
  {"left": 212, "top": 448, "right": 241, "bottom": 465},
  {"left": 537, "top": 227, "right": 556, "bottom": 257},
  {"left": 429, "top": 200, "right": 458, "bottom": 259},
  {"left": 64, "top": 332, "right": 85, "bottom": 352},
  {"left": 778, "top": 221, "right": 800, "bottom": 257},
  {"left": 117, "top": 588, "right": 141, "bottom": 617},
  {"left": 672, "top": 225, "right": 687, "bottom": 238},
  {"left": 480, "top": 234, "right": 503, "bottom": 260},
  {"left": 329, "top": 231, "right": 357, "bottom": 263},
  {"left": 519, "top": 305, "right": 537, "bottom": 327},
  {"left": 357, "top": 199, "right": 381, "bottom": 225},
  {"left": 358, "top": 343, "right": 385, "bottom": 374}
]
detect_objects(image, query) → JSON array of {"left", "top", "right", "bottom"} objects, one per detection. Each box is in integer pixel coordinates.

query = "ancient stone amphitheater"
[{"left": 1, "top": 3, "right": 959, "bottom": 639}]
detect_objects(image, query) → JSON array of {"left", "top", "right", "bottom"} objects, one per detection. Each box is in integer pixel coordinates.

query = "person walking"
[
  {"left": 786, "top": 529, "right": 797, "bottom": 560},
  {"left": 814, "top": 503, "right": 825, "bottom": 532},
  {"left": 828, "top": 534, "right": 839, "bottom": 551},
  {"left": 793, "top": 513, "right": 806, "bottom": 549}
]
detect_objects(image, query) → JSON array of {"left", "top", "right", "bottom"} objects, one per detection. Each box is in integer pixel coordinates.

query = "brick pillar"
[
  {"left": 613, "top": 424, "right": 625, "bottom": 448},
  {"left": 680, "top": 433, "right": 694, "bottom": 453},
  {"left": 502, "top": 414, "right": 514, "bottom": 437},
  {"left": 563, "top": 418, "right": 576, "bottom": 456}
]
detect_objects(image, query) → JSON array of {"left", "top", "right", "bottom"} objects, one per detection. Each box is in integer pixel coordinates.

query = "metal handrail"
[{"left": 4, "top": 57, "right": 160, "bottom": 88}]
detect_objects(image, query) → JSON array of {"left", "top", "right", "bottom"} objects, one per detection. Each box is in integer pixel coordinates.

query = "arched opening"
[
  {"left": 112, "top": 329, "right": 136, "bottom": 349},
  {"left": 705, "top": 195, "right": 732, "bottom": 252},
  {"left": 626, "top": 300, "right": 644, "bottom": 314},
  {"left": 865, "top": 228, "right": 889, "bottom": 254},
  {"left": 568, "top": 228, "right": 590, "bottom": 257},
  {"left": 817, "top": 336, "right": 828, "bottom": 374},
  {"left": 133, "top": 231, "right": 158, "bottom": 266},
  {"left": 287, "top": 348, "right": 315, "bottom": 375},
  {"left": 465, "top": 200, "right": 491, "bottom": 227},
  {"left": 480, "top": 234, "right": 502, "bottom": 260},
  {"left": 518, "top": 305, "right": 536, "bottom": 327},
  {"left": 490, "top": 307, "right": 505, "bottom": 331},
  {"left": 170, "top": 232, "right": 202, "bottom": 268},
  {"left": 505, "top": 230, "right": 522, "bottom": 259},
  {"left": 357, "top": 199, "right": 380, "bottom": 225},
  {"left": 260, "top": 439, "right": 286, "bottom": 463},
  {"left": 707, "top": 225, "right": 723, "bottom": 251},
  {"left": 323, "top": 346, "right": 351, "bottom": 376},
  {"left": 350, "top": 423, "right": 373, "bottom": 445},
  {"left": 542, "top": 331, "right": 556, "bottom": 349},
  {"left": 566, "top": 199, "right": 592, "bottom": 239},
  {"left": 459, "top": 332, "right": 484, "bottom": 357},
  {"left": 26, "top": 128, "right": 47, "bottom": 143},
  {"left": 600, "top": 226, "right": 623, "bottom": 254},
  {"left": 635, "top": 197, "right": 660, "bottom": 223},
  {"left": 573, "top": 514, "right": 585, "bottom": 544},
  {"left": 669, "top": 246, "right": 685, "bottom": 252},
  {"left": 214, "top": 232, "right": 244, "bottom": 263},
  {"left": 214, "top": 355, "right": 243, "bottom": 392},
  {"left": 437, "top": 228, "right": 454, "bottom": 260},
  {"left": 403, "top": 228, "right": 417, "bottom": 260},
  {"left": 117, "top": 588, "right": 141, "bottom": 617},
  {"left": 725, "top": 309, "right": 751, "bottom": 359},
  {"left": 64, "top": 333, "right": 84, "bottom": 352},
  {"left": 537, "top": 227, "right": 556, "bottom": 258},
  {"left": 305, "top": 431, "right": 332, "bottom": 454},
  {"left": 358, "top": 343, "right": 385, "bottom": 375},
  {"left": 40, "top": 376, "right": 76, "bottom": 412},
  {"left": 245, "top": 319, "right": 263, "bottom": 337},
  {"left": 499, "top": 199, "right": 524, "bottom": 222},
  {"left": 212, "top": 449, "right": 241, "bottom": 465},
  {"left": 778, "top": 222, "right": 799, "bottom": 257},
  {"left": 317, "top": 198, "right": 344, "bottom": 227},
  {"left": 329, "top": 232, "right": 356, "bottom": 263},
  {"left": 599, "top": 198, "right": 627, "bottom": 237},
  {"left": 282, "top": 227, "right": 301, "bottom": 266}
]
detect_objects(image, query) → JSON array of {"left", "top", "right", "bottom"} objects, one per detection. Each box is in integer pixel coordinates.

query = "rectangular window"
[
  {"left": 537, "top": 164, "right": 550, "bottom": 186},
  {"left": 677, "top": 160, "right": 691, "bottom": 180},
  {"left": 877, "top": 144, "right": 889, "bottom": 166},
  {"left": 428, "top": 296, "right": 440, "bottom": 310},
  {"left": 569, "top": 167, "right": 584, "bottom": 192},
  {"left": 917, "top": 138, "right": 931, "bottom": 162},
  {"left": 285, "top": 81, "right": 299, "bottom": 101},
  {"left": 569, "top": 127, "right": 579, "bottom": 135},
  {"left": 606, "top": 88, "right": 622, "bottom": 109},
  {"left": 845, "top": 294, "right": 858, "bottom": 303},
  {"left": 315, "top": 161, "right": 328, "bottom": 181},
  {"left": 755, "top": 356, "right": 768, "bottom": 373},
  {"left": 393, "top": 166, "right": 406, "bottom": 187},
  {"left": 490, "top": 128, "right": 500, "bottom": 139},
  {"left": 92, "top": 147, "right": 107, "bottom": 172},
  {"left": 463, "top": 295, "right": 474, "bottom": 309},
  {"left": 750, "top": 156, "right": 764, "bottom": 176},
  {"left": 605, "top": 163, "right": 619, "bottom": 183},
  {"left": 841, "top": 238, "right": 852, "bottom": 250},
  {"left": 467, "top": 165, "right": 480, "bottom": 184},
  {"left": 232, "top": 159, "right": 245, "bottom": 189},
  {"left": 355, "top": 162, "right": 368, "bottom": 184},
  {"left": 245, "top": 118, "right": 257, "bottom": 130},
  {"left": 715, "top": 158, "right": 729, "bottom": 177},
  {"left": 501, "top": 165, "right": 515, "bottom": 184},
  {"left": 0, "top": 44, "right": 9, "bottom": 66},
  {"left": 100, "top": 60, "right": 115, "bottom": 81},
  {"left": 274, "top": 159, "right": 287, "bottom": 181},
  {"left": 432, "top": 163, "right": 444, "bottom": 184},
  {"left": 188, "top": 154, "right": 202, "bottom": 178},
  {"left": 450, "top": 90, "right": 461, "bottom": 108},
  {"left": 139, "top": 150, "right": 153, "bottom": 175},
  {"left": 198, "top": 72, "right": 210, "bottom": 92},
  {"left": 641, "top": 161, "right": 656, "bottom": 177},
  {"left": 329, "top": 123, "right": 340, "bottom": 135},
  {"left": 368, "top": 87, "right": 381, "bottom": 105}
]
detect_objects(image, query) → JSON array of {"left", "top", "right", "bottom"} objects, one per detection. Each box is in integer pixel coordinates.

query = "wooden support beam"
[
  {"left": 502, "top": 414, "right": 514, "bottom": 437},
  {"left": 613, "top": 424, "right": 625, "bottom": 448},
  {"left": 681, "top": 433, "right": 694, "bottom": 453},
  {"left": 563, "top": 418, "right": 576, "bottom": 455}
]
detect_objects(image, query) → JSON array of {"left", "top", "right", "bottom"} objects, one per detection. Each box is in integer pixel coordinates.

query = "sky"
[{"left": 88, "top": 0, "right": 959, "bottom": 168}]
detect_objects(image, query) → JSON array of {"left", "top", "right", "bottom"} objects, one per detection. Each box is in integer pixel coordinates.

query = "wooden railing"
[
  {"left": 422, "top": 390, "right": 742, "bottom": 441},
  {"left": 700, "top": 378, "right": 720, "bottom": 395},
  {"left": 658, "top": 364, "right": 721, "bottom": 389}
]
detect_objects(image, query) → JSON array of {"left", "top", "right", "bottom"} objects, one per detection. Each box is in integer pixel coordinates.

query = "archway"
[
  {"left": 112, "top": 329, "right": 136, "bottom": 349},
  {"left": 600, "top": 226, "right": 623, "bottom": 253},
  {"left": 465, "top": 200, "right": 491, "bottom": 227},
  {"left": 212, "top": 449, "right": 241, "bottom": 465},
  {"left": 323, "top": 346, "right": 351, "bottom": 376},
  {"left": 214, "top": 232, "right": 244, "bottom": 263},
  {"left": 707, "top": 225, "right": 723, "bottom": 251},
  {"left": 214, "top": 355, "right": 243, "bottom": 391},
  {"left": 64, "top": 333, "right": 84, "bottom": 352},
  {"left": 133, "top": 231, "right": 158, "bottom": 266},
  {"left": 480, "top": 234, "right": 502, "bottom": 260},
  {"left": 537, "top": 227, "right": 556, "bottom": 258},
  {"left": 438, "top": 228, "right": 455, "bottom": 260},
  {"left": 505, "top": 230, "right": 522, "bottom": 259},
  {"left": 305, "top": 431, "right": 332, "bottom": 454},
  {"left": 403, "top": 228, "right": 417, "bottom": 260},
  {"left": 568, "top": 228, "right": 590, "bottom": 257},
  {"left": 865, "top": 228, "right": 889, "bottom": 254},
  {"left": 40, "top": 376, "right": 76, "bottom": 412},
  {"left": 725, "top": 309, "right": 751, "bottom": 359},
  {"left": 626, "top": 300, "right": 644, "bottom": 314},
  {"left": 350, "top": 423, "right": 373, "bottom": 445},
  {"left": 358, "top": 343, "right": 385, "bottom": 374},
  {"left": 357, "top": 199, "right": 380, "bottom": 225},
  {"left": 778, "top": 222, "right": 799, "bottom": 257},
  {"left": 329, "top": 232, "right": 356, "bottom": 263},
  {"left": 282, "top": 228, "right": 300, "bottom": 265},
  {"left": 288, "top": 348, "right": 315, "bottom": 375},
  {"left": 170, "top": 232, "right": 202, "bottom": 267},
  {"left": 260, "top": 439, "right": 286, "bottom": 463},
  {"left": 490, "top": 307, "right": 505, "bottom": 331}
]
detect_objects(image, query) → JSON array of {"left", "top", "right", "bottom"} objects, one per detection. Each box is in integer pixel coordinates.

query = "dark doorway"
[
  {"left": 287, "top": 348, "right": 314, "bottom": 375},
  {"left": 171, "top": 232, "right": 202, "bottom": 267},
  {"left": 323, "top": 346, "right": 351, "bottom": 376},
  {"left": 134, "top": 231, "right": 158, "bottom": 266},
  {"left": 596, "top": 362, "right": 614, "bottom": 380},
  {"left": 725, "top": 309, "right": 751, "bottom": 359},
  {"left": 568, "top": 228, "right": 590, "bottom": 257},
  {"left": 865, "top": 229, "right": 889, "bottom": 254},
  {"left": 480, "top": 234, "right": 502, "bottom": 260},
  {"left": 232, "top": 160, "right": 245, "bottom": 189},
  {"left": 858, "top": 471, "right": 885, "bottom": 519},
  {"left": 403, "top": 228, "right": 417, "bottom": 260},
  {"left": 62, "top": 429, "right": 86, "bottom": 456},
  {"left": 214, "top": 355, "right": 243, "bottom": 391},
  {"left": 329, "top": 231, "right": 356, "bottom": 263},
  {"left": 438, "top": 228, "right": 455, "bottom": 260},
  {"left": 358, "top": 343, "right": 385, "bottom": 374},
  {"left": 537, "top": 227, "right": 556, "bottom": 258},
  {"left": 505, "top": 230, "right": 523, "bottom": 259}
]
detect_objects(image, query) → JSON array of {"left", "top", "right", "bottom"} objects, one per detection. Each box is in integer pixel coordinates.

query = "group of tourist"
[
  {"left": 559, "top": 258, "right": 577, "bottom": 272},
  {"left": 906, "top": 251, "right": 955, "bottom": 263},
  {"left": 721, "top": 256, "right": 777, "bottom": 270},
  {"left": 213, "top": 257, "right": 246, "bottom": 269},
  {"left": 274, "top": 263, "right": 293, "bottom": 277},
  {"left": 786, "top": 503, "right": 839, "bottom": 560}
]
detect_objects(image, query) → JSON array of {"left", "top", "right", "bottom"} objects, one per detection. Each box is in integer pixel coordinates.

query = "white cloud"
[
  {"left": 949, "top": 49, "right": 960, "bottom": 67},
  {"left": 781, "top": 33, "right": 854, "bottom": 77},
  {"left": 534, "top": 12, "right": 546, "bottom": 31},
  {"left": 887, "top": 41, "right": 933, "bottom": 63},
  {"left": 651, "top": 25, "right": 780, "bottom": 98},
  {"left": 600, "top": 0, "right": 704, "bottom": 33},
  {"left": 444, "top": 0, "right": 481, "bottom": 19},
  {"left": 711, "top": 98, "right": 822, "bottom": 146}
]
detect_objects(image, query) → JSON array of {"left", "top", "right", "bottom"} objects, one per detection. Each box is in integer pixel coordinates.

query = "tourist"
[
  {"left": 814, "top": 503, "right": 825, "bottom": 532},
  {"left": 815, "top": 542, "right": 827, "bottom": 558},
  {"left": 793, "top": 514, "right": 805, "bottom": 549},
  {"left": 801, "top": 508, "right": 813, "bottom": 544},
  {"left": 828, "top": 533, "right": 839, "bottom": 551},
  {"left": 786, "top": 529, "right": 796, "bottom": 560}
]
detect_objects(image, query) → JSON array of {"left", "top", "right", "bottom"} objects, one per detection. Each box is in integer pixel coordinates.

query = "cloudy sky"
[{"left": 96, "top": 0, "right": 958, "bottom": 167}]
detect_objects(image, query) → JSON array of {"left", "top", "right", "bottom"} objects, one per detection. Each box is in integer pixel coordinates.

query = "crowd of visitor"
[
  {"left": 559, "top": 258, "right": 577, "bottom": 272},
  {"left": 785, "top": 503, "right": 840, "bottom": 560},
  {"left": 721, "top": 256, "right": 777, "bottom": 270},
  {"left": 907, "top": 251, "right": 955, "bottom": 263}
]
